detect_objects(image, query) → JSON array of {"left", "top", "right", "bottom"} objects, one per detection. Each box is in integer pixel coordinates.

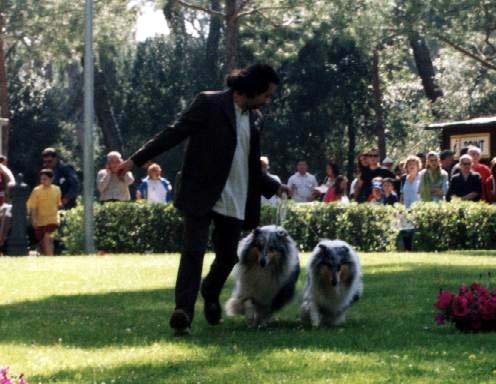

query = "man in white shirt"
[{"left": 287, "top": 160, "right": 318, "bottom": 202}]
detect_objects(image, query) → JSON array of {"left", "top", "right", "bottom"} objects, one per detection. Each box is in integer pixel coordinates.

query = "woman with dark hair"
[
  {"left": 315, "top": 160, "right": 340, "bottom": 200},
  {"left": 482, "top": 157, "right": 496, "bottom": 203},
  {"left": 324, "top": 175, "right": 349, "bottom": 203},
  {"left": 350, "top": 153, "right": 368, "bottom": 201}
]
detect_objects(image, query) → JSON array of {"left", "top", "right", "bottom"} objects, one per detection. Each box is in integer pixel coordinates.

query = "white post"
[{"left": 83, "top": 0, "right": 95, "bottom": 254}]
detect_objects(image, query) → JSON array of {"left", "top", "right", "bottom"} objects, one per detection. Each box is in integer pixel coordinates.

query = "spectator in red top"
[
  {"left": 468, "top": 146, "right": 491, "bottom": 182},
  {"left": 323, "top": 175, "right": 349, "bottom": 203},
  {"left": 483, "top": 157, "right": 496, "bottom": 203}
]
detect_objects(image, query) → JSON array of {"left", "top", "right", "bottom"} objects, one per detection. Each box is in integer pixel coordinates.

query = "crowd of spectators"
[
  {"left": 7, "top": 144, "right": 496, "bottom": 256},
  {"left": 262, "top": 145, "right": 496, "bottom": 207}
]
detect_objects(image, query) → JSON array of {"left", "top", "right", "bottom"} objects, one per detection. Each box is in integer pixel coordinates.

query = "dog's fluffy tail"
[{"left": 225, "top": 297, "right": 244, "bottom": 316}]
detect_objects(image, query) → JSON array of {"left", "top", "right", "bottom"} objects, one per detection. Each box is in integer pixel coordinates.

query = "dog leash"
[
  {"left": 276, "top": 192, "right": 288, "bottom": 226},
  {"left": 275, "top": 193, "right": 321, "bottom": 240}
]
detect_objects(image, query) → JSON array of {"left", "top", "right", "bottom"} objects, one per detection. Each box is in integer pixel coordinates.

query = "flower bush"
[
  {"left": 0, "top": 367, "right": 27, "bottom": 384},
  {"left": 434, "top": 283, "right": 496, "bottom": 332}
]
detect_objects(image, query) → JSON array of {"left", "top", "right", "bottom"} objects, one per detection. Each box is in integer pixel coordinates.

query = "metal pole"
[{"left": 84, "top": 0, "right": 95, "bottom": 254}]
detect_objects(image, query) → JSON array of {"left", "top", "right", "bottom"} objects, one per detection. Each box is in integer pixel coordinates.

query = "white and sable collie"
[
  {"left": 225, "top": 225, "right": 300, "bottom": 327},
  {"left": 301, "top": 240, "right": 363, "bottom": 327}
]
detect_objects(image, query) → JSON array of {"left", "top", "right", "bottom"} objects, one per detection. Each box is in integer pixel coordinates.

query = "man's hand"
[
  {"left": 117, "top": 159, "right": 134, "bottom": 178},
  {"left": 277, "top": 184, "right": 291, "bottom": 197}
]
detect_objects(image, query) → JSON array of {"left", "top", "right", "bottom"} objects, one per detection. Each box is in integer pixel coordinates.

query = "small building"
[{"left": 425, "top": 116, "right": 496, "bottom": 160}]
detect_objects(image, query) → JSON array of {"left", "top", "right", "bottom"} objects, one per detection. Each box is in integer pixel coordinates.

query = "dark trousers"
[{"left": 175, "top": 211, "right": 243, "bottom": 321}]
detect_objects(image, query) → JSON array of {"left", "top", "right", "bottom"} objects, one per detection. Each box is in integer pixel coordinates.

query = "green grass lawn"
[{"left": 2, "top": 252, "right": 496, "bottom": 383}]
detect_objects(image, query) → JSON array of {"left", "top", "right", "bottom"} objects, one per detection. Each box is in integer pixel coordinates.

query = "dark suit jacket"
[
  {"left": 130, "top": 89, "right": 280, "bottom": 229},
  {"left": 446, "top": 171, "right": 481, "bottom": 202}
]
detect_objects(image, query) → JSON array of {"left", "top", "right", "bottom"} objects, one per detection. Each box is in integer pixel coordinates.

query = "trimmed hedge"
[{"left": 60, "top": 201, "right": 496, "bottom": 254}]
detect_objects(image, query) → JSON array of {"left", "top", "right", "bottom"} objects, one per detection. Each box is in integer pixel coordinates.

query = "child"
[
  {"left": 27, "top": 169, "right": 62, "bottom": 255},
  {"left": 136, "top": 163, "right": 173, "bottom": 203},
  {"left": 382, "top": 178, "right": 398, "bottom": 205},
  {"left": 368, "top": 178, "right": 383, "bottom": 204}
]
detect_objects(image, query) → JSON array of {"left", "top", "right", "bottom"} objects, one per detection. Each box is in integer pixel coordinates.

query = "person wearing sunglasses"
[{"left": 446, "top": 154, "right": 482, "bottom": 202}]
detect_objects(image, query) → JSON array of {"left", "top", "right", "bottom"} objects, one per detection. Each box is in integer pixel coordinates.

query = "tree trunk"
[
  {"left": 0, "top": 13, "right": 10, "bottom": 156},
  {"left": 205, "top": 0, "right": 222, "bottom": 86},
  {"left": 163, "top": 0, "right": 187, "bottom": 60},
  {"left": 346, "top": 102, "right": 356, "bottom": 183},
  {"left": 409, "top": 31, "right": 443, "bottom": 102},
  {"left": 224, "top": 0, "right": 239, "bottom": 73},
  {"left": 372, "top": 48, "right": 386, "bottom": 160},
  {"left": 94, "top": 65, "right": 123, "bottom": 154}
]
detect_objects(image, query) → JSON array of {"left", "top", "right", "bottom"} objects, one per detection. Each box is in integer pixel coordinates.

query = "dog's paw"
[{"left": 244, "top": 299, "right": 257, "bottom": 328}]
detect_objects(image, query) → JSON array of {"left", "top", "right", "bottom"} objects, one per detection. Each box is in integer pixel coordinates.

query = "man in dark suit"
[{"left": 118, "top": 64, "right": 289, "bottom": 335}]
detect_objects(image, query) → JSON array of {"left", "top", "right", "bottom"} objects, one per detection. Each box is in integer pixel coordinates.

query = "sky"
[{"left": 134, "top": 2, "right": 169, "bottom": 41}]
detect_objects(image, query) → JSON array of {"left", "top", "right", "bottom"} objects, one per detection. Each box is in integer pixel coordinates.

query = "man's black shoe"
[
  {"left": 201, "top": 284, "right": 222, "bottom": 325},
  {"left": 204, "top": 300, "right": 222, "bottom": 325},
  {"left": 169, "top": 309, "right": 191, "bottom": 336}
]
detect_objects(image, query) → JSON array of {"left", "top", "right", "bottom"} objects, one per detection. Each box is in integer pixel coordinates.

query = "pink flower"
[
  {"left": 435, "top": 290, "right": 454, "bottom": 309},
  {"left": 0, "top": 367, "right": 12, "bottom": 384},
  {"left": 18, "top": 374, "right": 27, "bottom": 384},
  {"left": 452, "top": 296, "right": 470, "bottom": 318},
  {"left": 459, "top": 284, "right": 469, "bottom": 295}
]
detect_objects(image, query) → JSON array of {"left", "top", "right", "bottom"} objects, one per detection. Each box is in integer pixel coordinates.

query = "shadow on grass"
[{"left": 3, "top": 263, "right": 496, "bottom": 383}]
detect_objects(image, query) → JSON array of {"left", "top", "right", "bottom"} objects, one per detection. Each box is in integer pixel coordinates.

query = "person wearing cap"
[
  {"left": 260, "top": 156, "right": 281, "bottom": 206},
  {"left": 418, "top": 151, "right": 449, "bottom": 202},
  {"left": 381, "top": 156, "right": 394, "bottom": 171},
  {"left": 41, "top": 148, "right": 80, "bottom": 209},
  {"left": 447, "top": 154, "right": 481, "bottom": 201},
  {"left": 368, "top": 178, "right": 384, "bottom": 204}
]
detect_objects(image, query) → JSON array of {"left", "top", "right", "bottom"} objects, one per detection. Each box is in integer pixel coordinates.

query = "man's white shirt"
[
  {"left": 287, "top": 172, "right": 318, "bottom": 202},
  {"left": 212, "top": 103, "right": 250, "bottom": 220}
]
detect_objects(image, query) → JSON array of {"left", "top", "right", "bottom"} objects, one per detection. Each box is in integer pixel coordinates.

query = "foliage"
[
  {"left": 61, "top": 200, "right": 496, "bottom": 254},
  {"left": 61, "top": 202, "right": 184, "bottom": 254},
  {"left": 406, "top": 201, "right": 496, "bottom": 251}
]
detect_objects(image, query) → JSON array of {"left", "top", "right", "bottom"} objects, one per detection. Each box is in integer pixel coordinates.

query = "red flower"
[
  {"left": 452, "top": 295, "right": 470, "bottom": 318},
  {"left": 435, "top": 290, "right": 454, "bottom": 310}
]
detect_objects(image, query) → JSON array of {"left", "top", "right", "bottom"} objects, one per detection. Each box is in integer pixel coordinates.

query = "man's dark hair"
[
  {"left": 460, "top": 147, "right": 469, "bottom": 156},
  {"left": 42, "top": 147, "right": 58, "bottom": 158},
  {"left": 295, "top": 159, "right": 307, "bottom": 166},
  {"left": 0, "top": 155, "right": 6, "bottom": 163},
  {"left": 440, "top": 149, "right": 454, "bottom": 160},
  {"left": 416, "top": 152, "right": 425, "bottom": 159},
  {"left": 40, "top": 169, "right": 54, "bottom": 178},
  {"left": 226, "top": 64, "right": 280, "bottom": 98}
]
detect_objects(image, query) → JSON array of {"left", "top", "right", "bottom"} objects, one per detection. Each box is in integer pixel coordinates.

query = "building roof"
[{"left": 425, "top": 116, "right": 496, "bottom": 130}]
